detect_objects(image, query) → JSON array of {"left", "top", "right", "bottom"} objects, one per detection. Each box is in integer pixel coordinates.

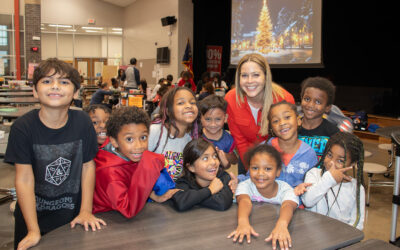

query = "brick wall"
[{"left": 25, "top": 3, "right": 41, "bottom": 66}]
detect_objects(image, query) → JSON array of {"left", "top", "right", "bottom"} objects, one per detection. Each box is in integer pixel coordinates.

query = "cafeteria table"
[
  {"left": 35, "top": 202, "right": 364, "bottom": 250},
  {"left": 0, "top": 97, "right": 39, "bottom": 105},
  {"left": 0, "top": 92, "right": 34, "bottom": 97}
]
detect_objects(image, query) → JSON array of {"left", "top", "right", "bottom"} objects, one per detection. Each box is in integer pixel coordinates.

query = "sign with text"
[{"left": 206, "top": 45, "right": 222, "bottom": 75}]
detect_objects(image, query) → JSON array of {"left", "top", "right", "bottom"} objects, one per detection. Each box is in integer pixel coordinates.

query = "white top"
[
  {"left": 151, "top": 84, "right": 161, "bottom": 100},
  {"left": 301, "top": 168, "right": 365, "bottom": 230},
  {"left": 248, "top": 102, "right": 259, "bottom": 124},
  {"left": 236, "top": 179, "right": 299, "bottom": 205}
]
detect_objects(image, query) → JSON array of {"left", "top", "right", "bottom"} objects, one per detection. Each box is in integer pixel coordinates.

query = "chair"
[
  {"left": 363, "top": 162, "right": 394, "bottom": 206},
  {"left": 378, "top": 143, "right": 394, "bottom": 177}
]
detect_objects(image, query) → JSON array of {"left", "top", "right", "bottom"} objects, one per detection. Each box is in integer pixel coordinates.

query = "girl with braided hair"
[{"left": 300, "top": 132, "right": 365, "bottom": 230}]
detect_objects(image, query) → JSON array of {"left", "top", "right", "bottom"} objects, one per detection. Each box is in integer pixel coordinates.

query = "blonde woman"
[{"left": 225, "top": 53, "right": 294, "bottom": 173}]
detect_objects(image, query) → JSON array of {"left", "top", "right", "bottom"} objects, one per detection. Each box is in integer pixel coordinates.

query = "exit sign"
[{"left": 88, "top": 19, "right": 96, "bottom": 25}]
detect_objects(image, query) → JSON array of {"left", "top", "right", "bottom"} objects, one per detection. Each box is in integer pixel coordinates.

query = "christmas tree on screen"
[{"left": 255, "top": 0, "right": 273, "bottom": 53}]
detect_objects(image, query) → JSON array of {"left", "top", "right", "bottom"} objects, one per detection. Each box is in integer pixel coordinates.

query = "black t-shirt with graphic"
[
  {"left": 5, "top": 109, "right": 97, "bottom": 236},
  {"left": 298, "top": 119, "right": 339, "bottom": 160}
]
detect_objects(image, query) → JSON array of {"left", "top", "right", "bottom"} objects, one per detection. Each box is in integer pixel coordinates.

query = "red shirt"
[
  {"left": 93, "top": 150, "right": 164, "bottom": 218},
  {"left": 225, "top": 87, "right": 294, "bottom": 169},
  {"left": 177, "top": 78, "right": 196, "bottom": 92}
]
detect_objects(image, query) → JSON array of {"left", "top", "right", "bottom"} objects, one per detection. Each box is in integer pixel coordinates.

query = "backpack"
[{"left": 351, "top": 111, "right": 368, "bottom": 131}]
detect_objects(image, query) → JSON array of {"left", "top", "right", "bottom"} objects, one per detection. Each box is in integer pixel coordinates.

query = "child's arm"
[
  {"left": 71, "top": 160, "right": 106, "bottom": 231},
  {"left": 199, "top": 172, "right": 233, "bottom": 211},
  {"left": 171, "top": 177, "right": 223, "bottom": 211},
  {"left": 302, "top": 167, "right": 352, "bottom": 207},
  {"left": 265, "top": 200, "right": 297, "bottom": 250},
  {"left": 227, "top": 194, "right": 259, "bottom": 243},
  {"left": 15, "top": 164, "right": 41, "bottom": 250}
]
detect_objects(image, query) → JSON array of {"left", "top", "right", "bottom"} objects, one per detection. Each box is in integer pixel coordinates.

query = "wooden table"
[
  {"left": 35, "top": 203, "right": 364, "bottom": 250},
  {"left": 0, "top": 92, "right": 33, "bottom": 97},
  {"left": 0, "top": 97, "right": 39, "bottom": 105},
  {"left": 342, "top": 239, "right": 398, "bottom": 249}
]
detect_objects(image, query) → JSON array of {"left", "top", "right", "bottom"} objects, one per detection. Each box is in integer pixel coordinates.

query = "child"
[
  {"left": 177, "top": 71, "right": 196, "bottom": 92},
  {"left": 212, "top": 73, "right": 229, "bottom": 97},
  {"left": 199, "top": 95, "right": 238, "bottom": 169},
  {"left": 93, "top": 106, "right": 177, "bottom": 218},
  {"left": 267, "top": 101, "right": 318, "bottom": 190},
  {"left": 170, "top": 138, "right": 233, "bottom": 211},
  {"left": 301, "top": 132, "right": 365, "bottom": 230},
  {"left": 84, "top": 104, "right": 111, "bottom": 147},
  {"left": 198, "top": 82, "right": 214, "bottom": 101},
  {"left": 228, "top": 144, "right": 298, "bottom": 249},
  {"left": 90, "top": 82, "right": 114, "bottom": 106},
  {"left": 5, "top": 58, "right": 105, "bottom": 249},
  {"left": 148, "top": 87, "right": 199, "bottom": 180},
  {"left": 298, "top": 77, "right": 339, "bottom": 160}
]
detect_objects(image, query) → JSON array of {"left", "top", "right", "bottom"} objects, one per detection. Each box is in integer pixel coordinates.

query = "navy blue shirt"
[{"left": 90, "top": 89, "right": 113, "bottom": 105}]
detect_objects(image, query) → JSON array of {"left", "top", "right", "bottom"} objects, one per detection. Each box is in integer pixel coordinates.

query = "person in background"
[
  {"left": 90, "top": 83, "right": 114, "bottom": 107},
  {"left": 196, "top": 72, "right": 211, "bottom": 95},
  {"left": 139, "top": 79, "right": 148, "bottom": 99},
  {"left": 166, "top": 74, "right": 174, "bottom": 86},
  {"left": 117, "top": 68, "right": 125, "bottom": 85},
  {"left": 213, "top": 73, "right": 229, "bottom": 97},
  {"left": 151, "top": 84, "right": 170, "bottom": 120},
  {"left": 225, "top": 53, "right": 294, "bottom": 174},
  {"left": 96, "top": 76, "right": 103, "bottom": 87},
  {"left": 124, "top": 58, "right": 140, "bottom": 92},
  {"left": 151, "top": 78, "right": 165, "bottom": 100},
  {"left": 177, "top": 71, "right": 196, "bottom": 92},
  {"left": 198, "top": 82, "right": 214, "bottom": 101},
  {"left": 73, "top": 75, "right": 85, "bottom": 108}
]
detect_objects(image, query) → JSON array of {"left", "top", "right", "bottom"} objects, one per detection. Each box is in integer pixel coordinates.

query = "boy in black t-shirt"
[
  {"left": 5, "top": 58, "right": 106, "bottom": 250},
  {"left": 298, "top": 77, "right": 339, "bottom": 160}
]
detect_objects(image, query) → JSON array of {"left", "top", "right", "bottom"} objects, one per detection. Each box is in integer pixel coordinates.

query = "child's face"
[
  {"left": 173, "top": 89, "right": 198, "bottom": 125},
  {"left": 239, "top": 61, "right": 265, "bottom": 100},
  {"left": 249, "top": 152, "right": 280, "bottom": 194},
  {"left": 33, "top": 71, "right": 78, "bottom": 108},
  {"left": 201, "top": 108, "right": 227, "bottom": 136},
  {"left": 110, "top": 123, "right": 148, "bottom": 162},
  {"left": 89, "top": 109, "right": 110, "bottom": 145},
  {"left": 301, "top": 87, "right": 331, "bottom": 122},
  {"left": 324, "top": 144, "right": 352, "bottom": 171},
  {"left": 269, "top": 104, "right": 301, "bottom": 141},
  {"left": 188, "top": 146, "right": 220, "bottom": 187}
]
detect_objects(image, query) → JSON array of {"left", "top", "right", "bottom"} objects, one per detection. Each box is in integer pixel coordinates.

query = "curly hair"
[
  {"left": 84, "top": 104, "right": 111, "bottom": 115},
  {"left": 300, "top": 76, "right": 336, "bottom": 105},
  {"left": 106, "top": 106, "right": 150, "bottom": 139}
]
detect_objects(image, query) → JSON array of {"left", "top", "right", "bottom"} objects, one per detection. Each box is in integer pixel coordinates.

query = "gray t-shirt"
[{"left": 148, "top": 124, "right": 192, "bottom": 180}]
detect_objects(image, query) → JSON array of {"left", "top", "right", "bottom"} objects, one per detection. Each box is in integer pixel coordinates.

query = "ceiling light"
[
  {"left": 112, "top": 28, "right": 123, "bottom": 31},
  {"left": 112, "top": 32, "right": 122, "bottom": 34},
  {"left": 82, "top": 27, "right": 104, "bottom": 30},
  {"left": 85, "top": 30, "right": 98, "bottom": 33},
  {"left": 48, "top": 24, "right": 72, "bottom": 28}
]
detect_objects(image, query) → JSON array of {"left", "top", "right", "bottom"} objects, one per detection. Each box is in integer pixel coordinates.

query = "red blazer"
[
  {"left": 177, "top": 78, "right": 196, "bottom": 92},
  {"left": 93, "top": 150, "right": 164, "bottom": 218},
  {"left": 225, "top": 88, "right": 294, "bottom": 168}
]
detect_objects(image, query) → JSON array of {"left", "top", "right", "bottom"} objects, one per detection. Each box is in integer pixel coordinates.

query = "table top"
[
  {"left": 342, "top": 239, "right": 398, "bottom": 249},
  {"left": 375, "top": 126, "right": 400, "bottom": 138},
  {"left": 0, "top": 92, "right": 33, "bottom": 97},
  {"left": 0, "top": 97, "right": 39, "bottom": 104},
  {"left": 35, "top": 203, "right": 363, "bottom": 250}
]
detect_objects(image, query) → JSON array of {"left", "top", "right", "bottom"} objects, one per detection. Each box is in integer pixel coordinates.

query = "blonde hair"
[{"left": 234, "top": 53, "right": 285, "bottom": 136}]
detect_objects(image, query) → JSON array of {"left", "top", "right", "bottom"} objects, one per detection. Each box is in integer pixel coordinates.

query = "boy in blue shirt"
[
  {"left": 5, "top": 58, "right": 105, "bottom": 249},
  {"left": 298, "top": 77, "right": 339, "bottom": 160},
  {"left": 199, "top": 95, "right": 238, "bottom": 169}
]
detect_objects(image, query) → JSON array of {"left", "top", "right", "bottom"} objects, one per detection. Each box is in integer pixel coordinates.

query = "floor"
[{"left": 0, "top": 139, "right": 399, "bottom": 249}]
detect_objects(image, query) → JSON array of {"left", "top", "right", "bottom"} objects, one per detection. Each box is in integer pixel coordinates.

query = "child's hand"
[
  {"left": 294, "top": 183, "right": 312, "bottom": 196},
  {"left": 328, "top": 163, "right": 353, "bottom": 183},
  {"left": 227, "top": 224, "right": 259, "bottom": 243},
  {"left": 150, "top": 189, "right": 181, "bottom": 203},
  {"left": 70, "top": 210, "right": 106, "bottom": 232},
  {"left": 17, "top": 230, "right": 41, "bottom": 250},
  {"left": 208, "top": 177, "right": 223, "bottom": 194},
  {"left": 228, "top": 172, "right": 238, "bottom": 194},
  {"left": 265, "top": 221, "right": 292, "bottom": 250},
  {"left": 216, "top": 147, "right": 230, "bottom": 169}
]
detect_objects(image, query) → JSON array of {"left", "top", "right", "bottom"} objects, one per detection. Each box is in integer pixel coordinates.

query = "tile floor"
[{"left": 0, "top": 139, "right": 399, "bottom": 249}]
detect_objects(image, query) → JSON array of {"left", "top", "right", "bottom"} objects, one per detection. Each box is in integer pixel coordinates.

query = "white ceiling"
[{"left": 100, "top": 0, "right": 137, "bottom": 7}]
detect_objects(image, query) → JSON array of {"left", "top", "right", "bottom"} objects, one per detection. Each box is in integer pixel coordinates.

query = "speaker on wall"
[
  {"left": 157, "top": 47, "right": 170, "bottom": 64},
  {"left": 161, "top": 16, "right": 177, "bottom": 26}
]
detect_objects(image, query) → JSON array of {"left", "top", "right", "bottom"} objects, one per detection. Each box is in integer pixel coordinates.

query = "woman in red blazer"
[{"left": 225, "top": 53, "right": 294, "bottom": 172}]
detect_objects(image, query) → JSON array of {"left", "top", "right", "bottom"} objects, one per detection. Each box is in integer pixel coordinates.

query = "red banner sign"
[{"left": 206, "top": 45, "right": 222, "bottom": 75}]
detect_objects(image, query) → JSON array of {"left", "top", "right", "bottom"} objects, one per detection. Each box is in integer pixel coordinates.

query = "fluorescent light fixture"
[
  {"left": 40, "top": 27, "right": 45, "bottom": 30},
  {"left": 48, "top": 24, "right": 72, "bottom": 28},
  {"left": 112, "top": 31, "right": 122, "bottom": 34},
  {"left": 112, "top": 28, "right": 123, "bottom": 31},
  {"left": 82, "top": 27, "right": 104, "bottom": 30},
  {"left": 66, "top": 29, "right": 77, "bottom": 32},
  {"left": 85, "top": 30, "right": 98, "bottom": 33}
]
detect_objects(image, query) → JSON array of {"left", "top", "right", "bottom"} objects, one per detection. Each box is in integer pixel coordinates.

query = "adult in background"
[
  {"left": 196, "top": 71, "right": 211, "bottom": 95},
  {"left": 124, "top": 58, "right": 140, "bottom": 91},
  {"left": 177, "top": 71, "right": 196, "bottom": 92},
  {"left": 225, "top": 53, "right": 294, "bottom": 174}
]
